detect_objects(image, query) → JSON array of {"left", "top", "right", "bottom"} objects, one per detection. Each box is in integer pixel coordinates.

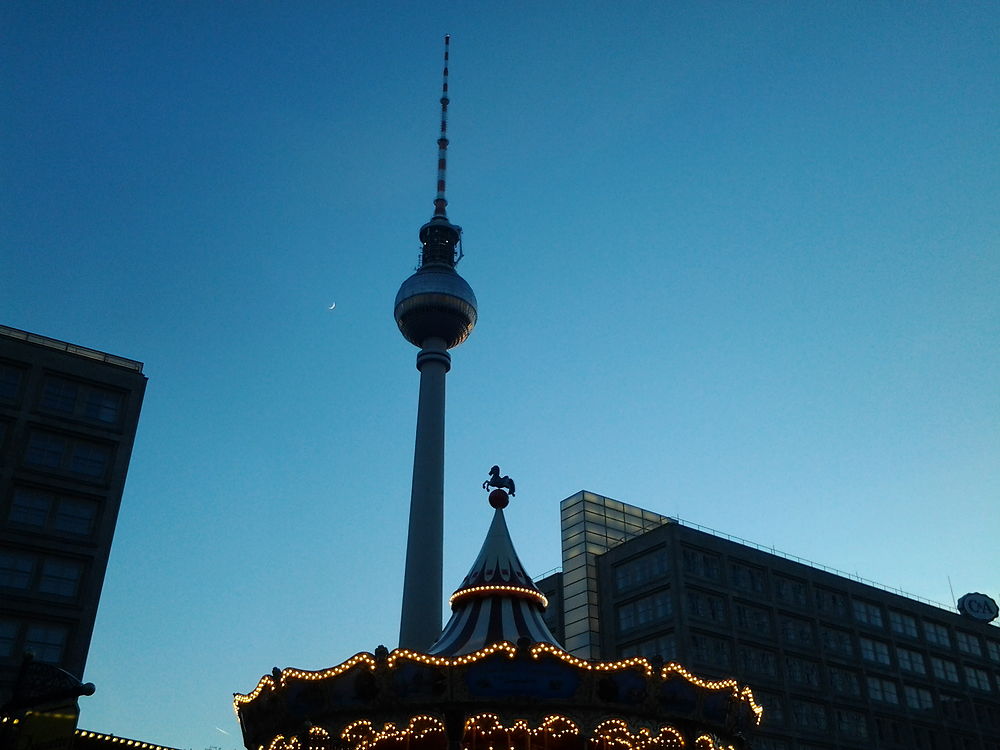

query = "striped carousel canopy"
[{"left": 428, "top": 505, "right": 561, "bottom": 655}]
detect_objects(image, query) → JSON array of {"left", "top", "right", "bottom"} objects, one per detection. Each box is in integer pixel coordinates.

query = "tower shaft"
[{"left": 399, "top": 340, "right": 451, "bottom": 649}]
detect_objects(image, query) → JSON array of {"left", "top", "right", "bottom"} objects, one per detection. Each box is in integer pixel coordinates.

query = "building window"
[
  {"left": 24, "top": 623, "right": 68, "bottom": 664},
  {"left": 779, "top": 615, "right": 813, "bottom": 647},
  {"left": 897, "top": 646, "right": 926, "bottom": 675},
  {"left": 889, "top": 609, "right": 918, "bottom": 637},
  {"left": 690, "top": 632, "right": 732, "bottom": 669},
  {"left": 25, "top": 431, "right": 67, "bottom": 469},
  {"left": 835, "top": 708, "right": 868, "bottom": 740},
  {"left": 737, "top": 645, "right": 777, "bottom": 677},
  {"left": 40, "top": 378, "right": 79, "bottom": 413},
  {"left": 773, "top": 575, "right": 808, "bottom": 607},
  {"left": 69, "top": 441, "right": 111, "bottom": 478},
  {"left": 0, "top": 551, "right": 35, "bottom": 590},
  {"left": 24, "top": 431, "right": 112, "bottom": 480},
  {"left": 786, "top": 656, "right": 821, "bottom": 687},
  {"left": 38, "top": 376, "right": 124, "bottom": 425},
  {"left": 616, "top": 590, "right": 672, "bottom": 633},
  {"left": 686, "top": 590, "right": 726, "bottom": 623},
  {"left": 38, "top": 558, "right": 83, "bottom": 598},
  {"left": 54, "top": 497, "right": 98, "bottom": 535},
  {"left": 965, "top": 666, "right": 991, "bottom": 691},
  {"left": 0, "top": 363, "right": 24, "bottom": 401},
  {"left": 987, "top": 640, "right": 1000, "bottom": 664},
  {"left": 9, "top": 488, "right": 51, "bottom": 528},
  {"left": 924, "top": 621, "right": 951, "bottom": 647},
  {"left": 681, "top": 547, "right": 720, "bottom": 580},
  {"left": 614, "top": 549, "right": 669, "bottom": 592},
  {"left": 790, "top": 699, "right": 827, "bottom": 730},
  {"left": 618, "top": 634, "right": 676, "bottom": 661},
  {"left": 734, "top": 602, "right": 771, "bottom": 636},
  {"left": 84, "top": 389, "right": 122, "bottom": 424},
  {"left": 860, "top": 636, "right": 891, "bottom": 665},
  {"left": 820, "top": 626, "right": 853, "bottom": 657},
  {"left": 955, "top": 631, "right": 982, "bottom": 657},
  {"left": 904, "top": 685, "right": 934, "bottom": 710},
  {"left": 8, "top": 488, "right": 98, "bottom": 537},
  {"left": 867, "top": 676, "right": 899, "bottom": 704},
  {"left": 829, "top": 666, "right": 861, "bottom": 697},
  {"left": 730, "top": 561, "right": 766, "bottom": 593},
  {"left": 931, "top": 656, "right": 960, "bottom": 682},
  {"left": 815, "top": 587, "right": 847, "bottom": 617},
  {"left": 852, "top": 599, "right": 884, "bottom": 628}
]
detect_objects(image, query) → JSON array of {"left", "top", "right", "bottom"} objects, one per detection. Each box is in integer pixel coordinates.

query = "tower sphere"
[{"left": 394, "top": 265, "right": 478, "bottom": 349}]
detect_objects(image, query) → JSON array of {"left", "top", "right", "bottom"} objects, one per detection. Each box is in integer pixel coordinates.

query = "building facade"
[
  {"left": 538, "top": 491, "right": 1000, "bottom": 750},
  {"left": 0, "top": 325, "right": 146, "bottom": 705}
]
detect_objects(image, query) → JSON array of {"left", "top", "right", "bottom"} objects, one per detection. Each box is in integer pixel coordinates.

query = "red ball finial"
[{"left": 488, "top": 489, "right": 509, "bottom": 509}]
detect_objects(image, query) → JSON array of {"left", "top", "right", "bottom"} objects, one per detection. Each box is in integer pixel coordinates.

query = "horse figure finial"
[{"left": 483, "top": 465, "right": 515, "bottom": 496}]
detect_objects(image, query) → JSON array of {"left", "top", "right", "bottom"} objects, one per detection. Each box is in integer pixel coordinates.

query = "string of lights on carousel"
[{"left": 234, "top": 640, "right": 762, "bottom": 750}]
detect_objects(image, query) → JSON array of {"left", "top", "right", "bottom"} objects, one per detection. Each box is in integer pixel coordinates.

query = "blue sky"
[{"left": 2, "top": 2, "right": 998, "bottom": 748}]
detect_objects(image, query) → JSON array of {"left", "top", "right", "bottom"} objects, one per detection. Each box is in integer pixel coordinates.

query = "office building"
[
  {"left": 0, "top": 325, "right": 146, "bottom": 705},
  {"left": 538, "top": 491, "right": 1000, "bottom": 750}
]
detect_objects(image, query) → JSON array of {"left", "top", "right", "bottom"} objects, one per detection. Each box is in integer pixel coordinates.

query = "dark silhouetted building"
[
  {"left": 538, "top": 491, "right": 1000, "bottom": 750},
  {"left": 0, "top": 325, "right": 146, "bottom": 705}
]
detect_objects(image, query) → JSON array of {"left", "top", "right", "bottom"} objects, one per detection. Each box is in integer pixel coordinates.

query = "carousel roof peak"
[{"left": 428, "top": 471, "right": 561, "bottom": 655}]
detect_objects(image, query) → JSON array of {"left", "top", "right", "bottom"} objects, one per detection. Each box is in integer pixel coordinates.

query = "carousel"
[{"left": 234, "top": 484, "right": 761, "bottom": 750}]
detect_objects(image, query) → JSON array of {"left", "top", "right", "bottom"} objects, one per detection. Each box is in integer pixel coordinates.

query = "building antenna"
[
  {"left": 948, "top": 575, "right": 957, "bottom": 606},
  {"left": 433, "top": 34, "right": 451, "bottom": 220}
]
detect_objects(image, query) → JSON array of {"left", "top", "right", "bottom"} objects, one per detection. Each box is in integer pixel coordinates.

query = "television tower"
[{"left": 394, "top": 35, "right": 478, "bottom": 651}]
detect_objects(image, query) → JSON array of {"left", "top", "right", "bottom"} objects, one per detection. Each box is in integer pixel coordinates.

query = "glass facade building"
[
  {"left": 556, "top": 491, "right": 670, "bottom": 658},
  {"left": 539, "top": 492, "right": 1000, "bottom": 750}
]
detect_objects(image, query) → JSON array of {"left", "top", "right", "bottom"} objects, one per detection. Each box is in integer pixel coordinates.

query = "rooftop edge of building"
[
  {"left": 0, "top": 325, "right": 144, "bottom": 374},
  {"left": 558, "top": 489, "right": 997, "bottom": 627}
]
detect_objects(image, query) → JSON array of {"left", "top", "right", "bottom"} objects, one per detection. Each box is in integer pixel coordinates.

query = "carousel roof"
[{"left": 428, "top": 500, "right": 561, "bottom": 655}]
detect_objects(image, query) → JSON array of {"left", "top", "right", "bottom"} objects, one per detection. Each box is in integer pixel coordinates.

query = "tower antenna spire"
[{"left": 433, "top": 34, "right": 451, "bottom": 219}]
